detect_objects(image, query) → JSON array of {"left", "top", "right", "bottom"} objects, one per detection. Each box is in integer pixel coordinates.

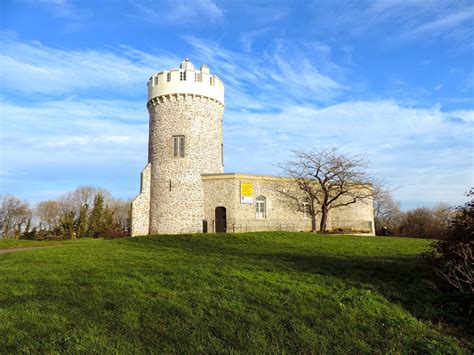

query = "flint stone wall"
[{"left": 148, "top": 94, "right": 224, "bottom": 234}]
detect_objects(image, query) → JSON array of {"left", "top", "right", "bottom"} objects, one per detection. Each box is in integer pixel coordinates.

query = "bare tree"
[
  {"left": 108, "top": 198, "right": 132, "bottom": 234},
  {"left": 58, "top": 186, "right": 111, "bottom": 214},
  {"left": 399, "top": 204, "right": 452, "bottom": 239},
  {"left": 373, "top": 185, "right": 404, "bottom": 235},
  {"left": 277, "top": 147, "right": 375, "bottom": 233},
  {"left": 36, "top": 200, "right": 62, "bottom": 231},
  {"left": 423, "top": 189, "right": 473, "bottom": 294},
  {"left": 0, "top": 195, "right": 32, "bottom": 239}
]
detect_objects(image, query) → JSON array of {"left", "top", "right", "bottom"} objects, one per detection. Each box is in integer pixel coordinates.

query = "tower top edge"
[
  {"left": 147, "top": 58, "right": 224, "bottom": 104},
  {"left": 148, "top": 59, "right": 218, "bottom": 81}
]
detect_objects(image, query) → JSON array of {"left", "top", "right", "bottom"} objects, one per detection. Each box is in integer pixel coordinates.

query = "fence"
[{"left": 208, "top": 219, "right": 373, "bottom": 234}]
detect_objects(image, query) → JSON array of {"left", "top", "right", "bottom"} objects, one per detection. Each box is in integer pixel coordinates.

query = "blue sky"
[{"left": 1, "top": 0, "right": 473, "bottom": 209}]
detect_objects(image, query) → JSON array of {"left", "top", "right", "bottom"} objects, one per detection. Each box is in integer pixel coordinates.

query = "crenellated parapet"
[{"left": 147, "top": 59, "right": 224, "bottom": 105}]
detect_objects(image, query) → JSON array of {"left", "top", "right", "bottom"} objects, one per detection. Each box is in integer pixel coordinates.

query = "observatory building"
[{"left": 131, "top": 59, "right": 374, "bottom": 235}]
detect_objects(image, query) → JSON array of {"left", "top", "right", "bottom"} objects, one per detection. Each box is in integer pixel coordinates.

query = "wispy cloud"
[
  {"left": 129, "top": 0, "right": 223, "bottom": 25},
  {"left": 308, "top": 1, "right": 474, "bottom": 45},
  {"left": 0, "top": 34, "right": 472, "bottom": 207},
  {"left": 398, "top": 6, "right": 474, "bottom": 43},
  {"left": 223, "top": 100, "right": 473, "bottom": 207},
  {"left": 34, "top": 0, "right": 82, "bottom": 18},
  {"left": 0, "top": 34, "right": 178, "bottom": 97},
  {"left": 185, "top": 36, "right": 345, "bottom": 109},
  {"left": 239, "top": 27, "right": 272, "bottom": 53},
  {"left": 0, "top": 97, "right": 148, "bottom": 200}
]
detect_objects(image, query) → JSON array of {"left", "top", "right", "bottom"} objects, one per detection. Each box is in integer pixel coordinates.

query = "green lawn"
[
  {"left": 0, "top": 233, "right": 470, "bottom": 353},
  {"left": 0, "top": 239, "right": 69, "bottom": 250}
]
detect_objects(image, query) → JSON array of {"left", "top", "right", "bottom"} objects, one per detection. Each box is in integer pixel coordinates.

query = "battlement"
[{"left": 147, "top": 59, "right": 224, "bottom": 105}]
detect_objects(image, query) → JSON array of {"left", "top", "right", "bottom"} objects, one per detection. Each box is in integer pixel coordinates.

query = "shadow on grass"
[{"left": 119, "top": 234, "right": 470, "bottom": 336}]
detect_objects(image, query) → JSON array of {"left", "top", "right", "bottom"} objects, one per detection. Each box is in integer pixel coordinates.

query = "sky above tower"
[{"left": 1, "top": 0, "right": 473, "bottom": 209}]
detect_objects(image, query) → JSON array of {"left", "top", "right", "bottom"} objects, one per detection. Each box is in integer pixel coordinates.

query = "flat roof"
[{"left": 201, "top": 172, "right": 292, "bottom": 182}]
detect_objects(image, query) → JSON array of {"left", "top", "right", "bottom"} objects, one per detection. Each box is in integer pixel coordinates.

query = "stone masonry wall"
[
  {"left": 202, "top": 174, "right": 374, "bottom": 234},
  {"left": 328, "top": 195, "right": 375, "bottom": 234},
  {"left": 202, "top": 174, "right": 312, "bottom": 233},
  {"left": 148, "top": 94, "right": 224, "bottom": 234},
  {"left": 131, "top": 163, "right": 151, "bottom": 236}
]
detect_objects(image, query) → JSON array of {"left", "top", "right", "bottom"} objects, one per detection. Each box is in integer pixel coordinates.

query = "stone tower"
[{"left": 138, "top": 59, "right": 225, "bottom": 235}]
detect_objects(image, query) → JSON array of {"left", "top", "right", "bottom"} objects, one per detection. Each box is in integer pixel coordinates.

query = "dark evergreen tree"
[
  {"left": 102, "top": 205, "right": 117, "bottom": 232},
  {"left": 76, "top": 203, "right": 89, "bottom": 238},
  {"left": 88, "top": 193, "right": 104, "bottom": 238},
  {"left": 60, "top": 211, "right": 76, "bottom": 240}
]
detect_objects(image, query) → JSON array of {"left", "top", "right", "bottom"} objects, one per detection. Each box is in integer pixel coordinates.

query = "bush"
[
  {"left": 423, "top": 189, "right": 473, "bottom": 316},
  {"left": 102, "top": 229, "right": 128, "bottom": 239},
  {"left": 399, "top": 205, "right": 451, "bottom": 239}
]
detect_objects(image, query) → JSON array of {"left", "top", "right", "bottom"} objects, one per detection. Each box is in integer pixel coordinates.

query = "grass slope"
[
  {"left": 0, "top": 233, "right": 468, "bottom": 353},
  {"left": 0, "top": 239, "right": 69, "bottom": 250}
]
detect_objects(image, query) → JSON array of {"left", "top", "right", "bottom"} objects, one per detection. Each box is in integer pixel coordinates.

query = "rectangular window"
[
  {"left": 210, "top": 76, "right": 214, "bottom": 86},
  {"left": 167, "top": 72, "right": 171, "bottom": 82},
  {"left": 195, "top": 72, "right": 202, "bottom": 82},
  {"left": 301, "top": 200, "right": 310, "bottom": 217},
  {"left": 153, "top": 76, "right": 158, "bottom": 86},
  {"left": 180, "top": 71, "right": 186, "bottom": 81},
  {"left": 173, "top": 135, "right": 185, "bottom": 157},
  {"left": 256, "top": 196, "right": 266, "bottom": 219}
]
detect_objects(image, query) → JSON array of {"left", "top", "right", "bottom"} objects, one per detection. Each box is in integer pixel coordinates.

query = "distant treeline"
[
  {"left": 0, "top": 186, "right": 130, "bottom": 240},
  {"left": 373, "top": 186, "right": 456, "bottom": 239},
  {"left": 0, "top": 185, "right": 469, "bottom": 240}
]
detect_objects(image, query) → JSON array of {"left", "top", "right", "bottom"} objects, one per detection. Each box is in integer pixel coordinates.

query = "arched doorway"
[{"left": 215, "top": 207, "right": 226, "bottom": 233}]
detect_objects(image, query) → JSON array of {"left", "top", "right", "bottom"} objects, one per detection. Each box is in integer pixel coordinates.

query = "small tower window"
[
  {"left": 256, "top": 196, "right": 266, "bottom": 219},
  {"left": 180, "top": 71, "right": 186, "bottom": 81},
  {"left": 153, "top": 76, "right": 158, "bottom": 86},
  {"left": 167, "top": 72, "right": 171, "bottom": 82},
  {"left": 173, "top": 135, "right": 185, "bottom": 157},
  {"left": 301, "top": 198, "right": 310, "bottom": 217},
  {"left": 210, "top": 76, "right": 214, "bottom": 86},
  {"left": 195, "top": 72, "right": 202, "bottom": 82}
]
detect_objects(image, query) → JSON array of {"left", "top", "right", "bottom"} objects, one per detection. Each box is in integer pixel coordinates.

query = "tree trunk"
[
  {"left": 320, "top": 207, "right": 328, "bottom": 233},
  {"left": 311, "top": 212, "right": 317, "bottom": 232}
]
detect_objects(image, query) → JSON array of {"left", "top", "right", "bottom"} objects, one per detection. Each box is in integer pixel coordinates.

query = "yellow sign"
[
  {"left": 240, "top": 182, "right": 253, "bottom": 204},
  {"left": 241, "top": 182, "right": 253, "bottom": 196}
]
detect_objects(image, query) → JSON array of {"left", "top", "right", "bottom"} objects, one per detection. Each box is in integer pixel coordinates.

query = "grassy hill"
[{"left": 0, "top": 233, "right": 470, "bottom": 353}]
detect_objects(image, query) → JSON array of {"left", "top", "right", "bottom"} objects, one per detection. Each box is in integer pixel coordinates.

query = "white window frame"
[
  {"left": 256, "top": 196, "right": 266, "bottom": 219},
  {"left": 173, "top": 135, "right": 185, "bottom": 157},
  {"left": 301, "top": 198, "right": 310, "bottom": 217}
]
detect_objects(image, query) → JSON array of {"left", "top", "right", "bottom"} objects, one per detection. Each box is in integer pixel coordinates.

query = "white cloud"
[
  {"left": 0, "top": 34, "right": 178, "bottom": 97},
  {"left": 0, "top": 35, "right": 472, "bottom": 207},
  {"left": 0, "top": 97, "right": 148, "bottom": 159},
  {"left": 223, "top": 101, "right": 473, "bottom": 207},
  {"left": 239, "top": 27, "right": 272, "bottom": 53},
  {"left": 307, "top": 1, "right": 474, "bottom": 45},
  {"left": 405, "top": 7, "right": 474, "bottom": 37},
  {"left": 129, "top": 0, "right": 223, "bottom": 25},
  {"left": 185, "top": 36, "right": 345, "bottom": 109}
]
